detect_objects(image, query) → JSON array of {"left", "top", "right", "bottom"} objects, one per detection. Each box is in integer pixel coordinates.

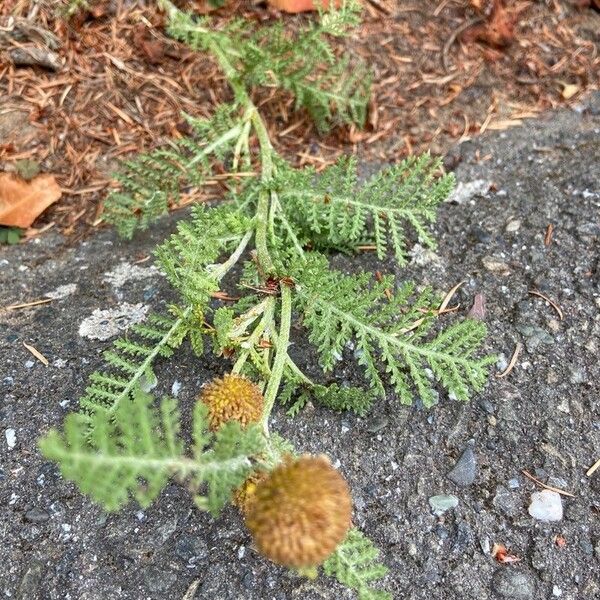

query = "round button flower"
[
  {"left": 245, "top": 454, "right": 352, "bottom": 568},
  {"left": 198, "top": 373, "right": 264, "bottom": 431}
]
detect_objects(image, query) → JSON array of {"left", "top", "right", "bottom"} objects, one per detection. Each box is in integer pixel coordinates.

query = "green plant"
[{"left": 41, "top": 2, "right": 495, "bottom": 597}]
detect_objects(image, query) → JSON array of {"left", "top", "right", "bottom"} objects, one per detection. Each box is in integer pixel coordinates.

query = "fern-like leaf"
[
  {"left": 80, "top": 312, "right": 187, "bottom": 418},
  {"left": 323, "top": 529, "right": 391, "bottom": 600},
  {"left": 154, "top": 203, "right": 252, "bottom": 306},
  {"left": 166, "top": 2, "right": 369, "bottom": 132},
  {"left": 192, "top": 403, "right": 266, "bottom": 515},
  {"left": 279, "top": 379, "right": 374, "bottom": 417},
  {"left": 103, "top": 105, "right": 244, "bottom": 239},
  {"left": 40, "top": 390, "right": 265, "bottom": 513},
  {"left": 274, "top": 154, "right": 454, "bottom": 264},
  {"left": 291, "top": 253, "right": 494, "bottom": 406}
]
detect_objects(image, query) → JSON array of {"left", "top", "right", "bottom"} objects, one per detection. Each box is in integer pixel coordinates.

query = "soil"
[{"left": 1, "top": 101, "right": 599, "bottom": 599}]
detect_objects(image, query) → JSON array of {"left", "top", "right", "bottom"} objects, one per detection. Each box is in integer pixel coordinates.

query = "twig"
[
  {"left": 23, "top": 341, "right": 49, "bottom": 366},
  {"left": 586, "top": 458, "right": 600, "bottom": 477},
  {"left": 521, "top": 470, "right": 575, "bottom": 498},
  {"left": 364, "top": 0, "right": 391, "bottom": 16},
  {"left": 442, "top": 17, "right": 485, "bottom": 73},
  {"left": 5, "top": 298, "right": 52, "bottom": 310},
  {"left": 496, "top": 342, "right": 522, "bottom": 378},
  {"left": 528, "top": 290, "right": 564, "bottom": 320}
]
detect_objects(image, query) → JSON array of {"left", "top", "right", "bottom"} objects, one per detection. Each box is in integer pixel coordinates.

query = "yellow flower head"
[
  {"left": 199, "top": 374, "right": 264, "bottom": 431},
  {"left": 245, "top": 454, "right": 352, "bottom": 568}
]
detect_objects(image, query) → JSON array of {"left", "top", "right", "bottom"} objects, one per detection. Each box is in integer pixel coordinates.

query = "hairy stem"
[
  {"left": 250, "top": 109, "right": 276, "bottom": 275},
  {"left": 261, "top": 283, "right": 292, "bottom": 432},
  {"left": 232, "top": 297, "right": 276, "bottom": 374}
]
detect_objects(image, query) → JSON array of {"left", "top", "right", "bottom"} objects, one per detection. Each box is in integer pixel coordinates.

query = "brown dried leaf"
[
  {"left": 0, "top": 173, "right": 61, "bottom": 228},
  {"left": 462, "top": 0, "right": 516, "bottom": 48}
]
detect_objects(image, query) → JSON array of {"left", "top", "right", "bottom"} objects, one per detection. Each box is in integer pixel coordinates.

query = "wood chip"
[
  {"left": 9, "top": 47, "right": 62, "bottom": 71},
  {"left": 23, "top": 342, "right": 49, "bottom": 366},
  {"left": 586, "top": 458, "right": 600, "bottom": 478}
]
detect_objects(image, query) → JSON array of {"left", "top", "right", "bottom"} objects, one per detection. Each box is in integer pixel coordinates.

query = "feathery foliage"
[
  {"left": 323, "top": 529, "right": 391, "bottom": 600},
  {"left": 104, "top": 106, "right": 244, "bottom": 239},
  {"left": 154, "top": 202, "right": 252, "bottom": 306},
  {"left": 290, "top": 252, "right": 494, "bottom": 406},
  {"left": 80, "top": 312, "right": 186, "bottom": 419},
  {"left": 166, "top": 0, "right": 368, "bottom": 132},
  {"left": 280, "top": 380, "right": 375, "bottom": 417},
  {"left": 42, "top": 2, "right": 495, "bottom": 597},
  {"left": 40, "top": 390, "right": 265, "bottom": 514},
  {"left": 273, "top": 154, "right": 454, "bottom": 263}
]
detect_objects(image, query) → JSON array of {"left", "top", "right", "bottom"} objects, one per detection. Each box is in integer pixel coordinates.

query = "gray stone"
[
  {"left": 17, "top": 561, "right": 44, "bottom": 598},
  {"left": 492, "top": 569, "right": 536, "bottom": 599},
  {"left": 366, "top": 415, "right": 388, "bottom": 433},
  {"left": 174, "top": 535, "right": 209, "bottom": 562},
  {"left": 516, "top": 325, "right": 554, "bottom": 353},
  {"left": 143, "top": 567, "right": 177, "bottom": 594},
  {"left": 447, "top": 447, "right": 477, "bottom": 487},
  {"left": 428, "top": 494, "right": 459, "bottom": 516},
  {"left": 24, "top": 507, "right": 50, "bottom": 524},
  {"left": 492, "top": 485, "right": 521, "bottom": 517}
]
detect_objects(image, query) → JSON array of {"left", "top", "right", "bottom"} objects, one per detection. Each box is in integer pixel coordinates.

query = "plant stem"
[
  {"left": 261, "top": 283, "right": 292, "bottom": 432},
  {"left": 211, "top": 229, "right": 253, "bottom": 280},
  {"left": 250, "top": 109, "right": 276, "bottom": 275},
  {"left": 232, "top": 298, "right": 275, "bottom": 374}
]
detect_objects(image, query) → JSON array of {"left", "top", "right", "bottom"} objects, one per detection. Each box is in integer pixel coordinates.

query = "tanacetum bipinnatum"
[
  {"left": 245, "top": 454, "right": 352, "bottom": 568},
  {"left": 199, "top": 373, "right": 264, "bottom": 431}
]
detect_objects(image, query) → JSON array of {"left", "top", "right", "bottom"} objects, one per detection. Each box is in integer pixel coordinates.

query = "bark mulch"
[{"left": 0, "top": 0, "right": 598, "bottom": 238}]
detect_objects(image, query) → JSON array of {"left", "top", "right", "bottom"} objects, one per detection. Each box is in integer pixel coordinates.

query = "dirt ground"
[
  {"left": 1, "top": 0, "right": 599, "bottom": 237},
  {"left": 1, "top": 98, "right": 599, "bottom": 598}
]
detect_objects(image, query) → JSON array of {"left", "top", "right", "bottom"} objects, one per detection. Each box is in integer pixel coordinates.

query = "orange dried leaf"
[
  {"left": 267, "top": 0, "right": 341, "bottom": 13},
  {"left": 492, "top": 543, "right": 521, "bottom": 563},
  {"left": 0, "top": 173, "right": 62, "bottom": 228}
]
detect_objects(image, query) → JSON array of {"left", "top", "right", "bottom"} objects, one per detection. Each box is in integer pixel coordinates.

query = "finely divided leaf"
[
  {"left": 80, "top": 312, "right": 187, "bottom": 419},
  {"left": 41, "top": 390, "right": 265, "bottom": 514},
  {"left": 292, "top": 253, "right": 494, "bottom": 405},
  {"left": 324, "top": 529, "right": 391, "bottom": 600},
  {"left": 274, "top": 155, "right": 454, "bottom": 263}
]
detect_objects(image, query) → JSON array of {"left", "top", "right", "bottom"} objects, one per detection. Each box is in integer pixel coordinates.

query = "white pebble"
[
  {"left": 5, "top": 428, "right": 16, "bottom": 450},
  {"left": 528, "top": 490, "right": 563, "bottom": 522}
]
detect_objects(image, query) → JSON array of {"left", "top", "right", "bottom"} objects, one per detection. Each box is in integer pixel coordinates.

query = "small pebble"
[
  {"left": 24, "top": 508, "right": 50, "bottom": 524},
  {"left": 447, "top": 447, "right": 477, "bottom": 487},
  {"left": 367, "top": 415, "right": 388, "bottom": 433},
  {"left": 528, "top": 490, "right": 563, "bottom": 522},
  {"left": 482, "top": 257, "right": 511, "bottom": 276},
  {"left": 428, "top": 494, "right": 459, "bottom": 516},
  {"left": 505, "top": 219, "right": 521, "bottom": 232},
  {"left": 5, "top": 429, "right": 16, "bottom": 450},
  {"left": 492, "top": 570, "right": 536, "bottom": 599}
]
